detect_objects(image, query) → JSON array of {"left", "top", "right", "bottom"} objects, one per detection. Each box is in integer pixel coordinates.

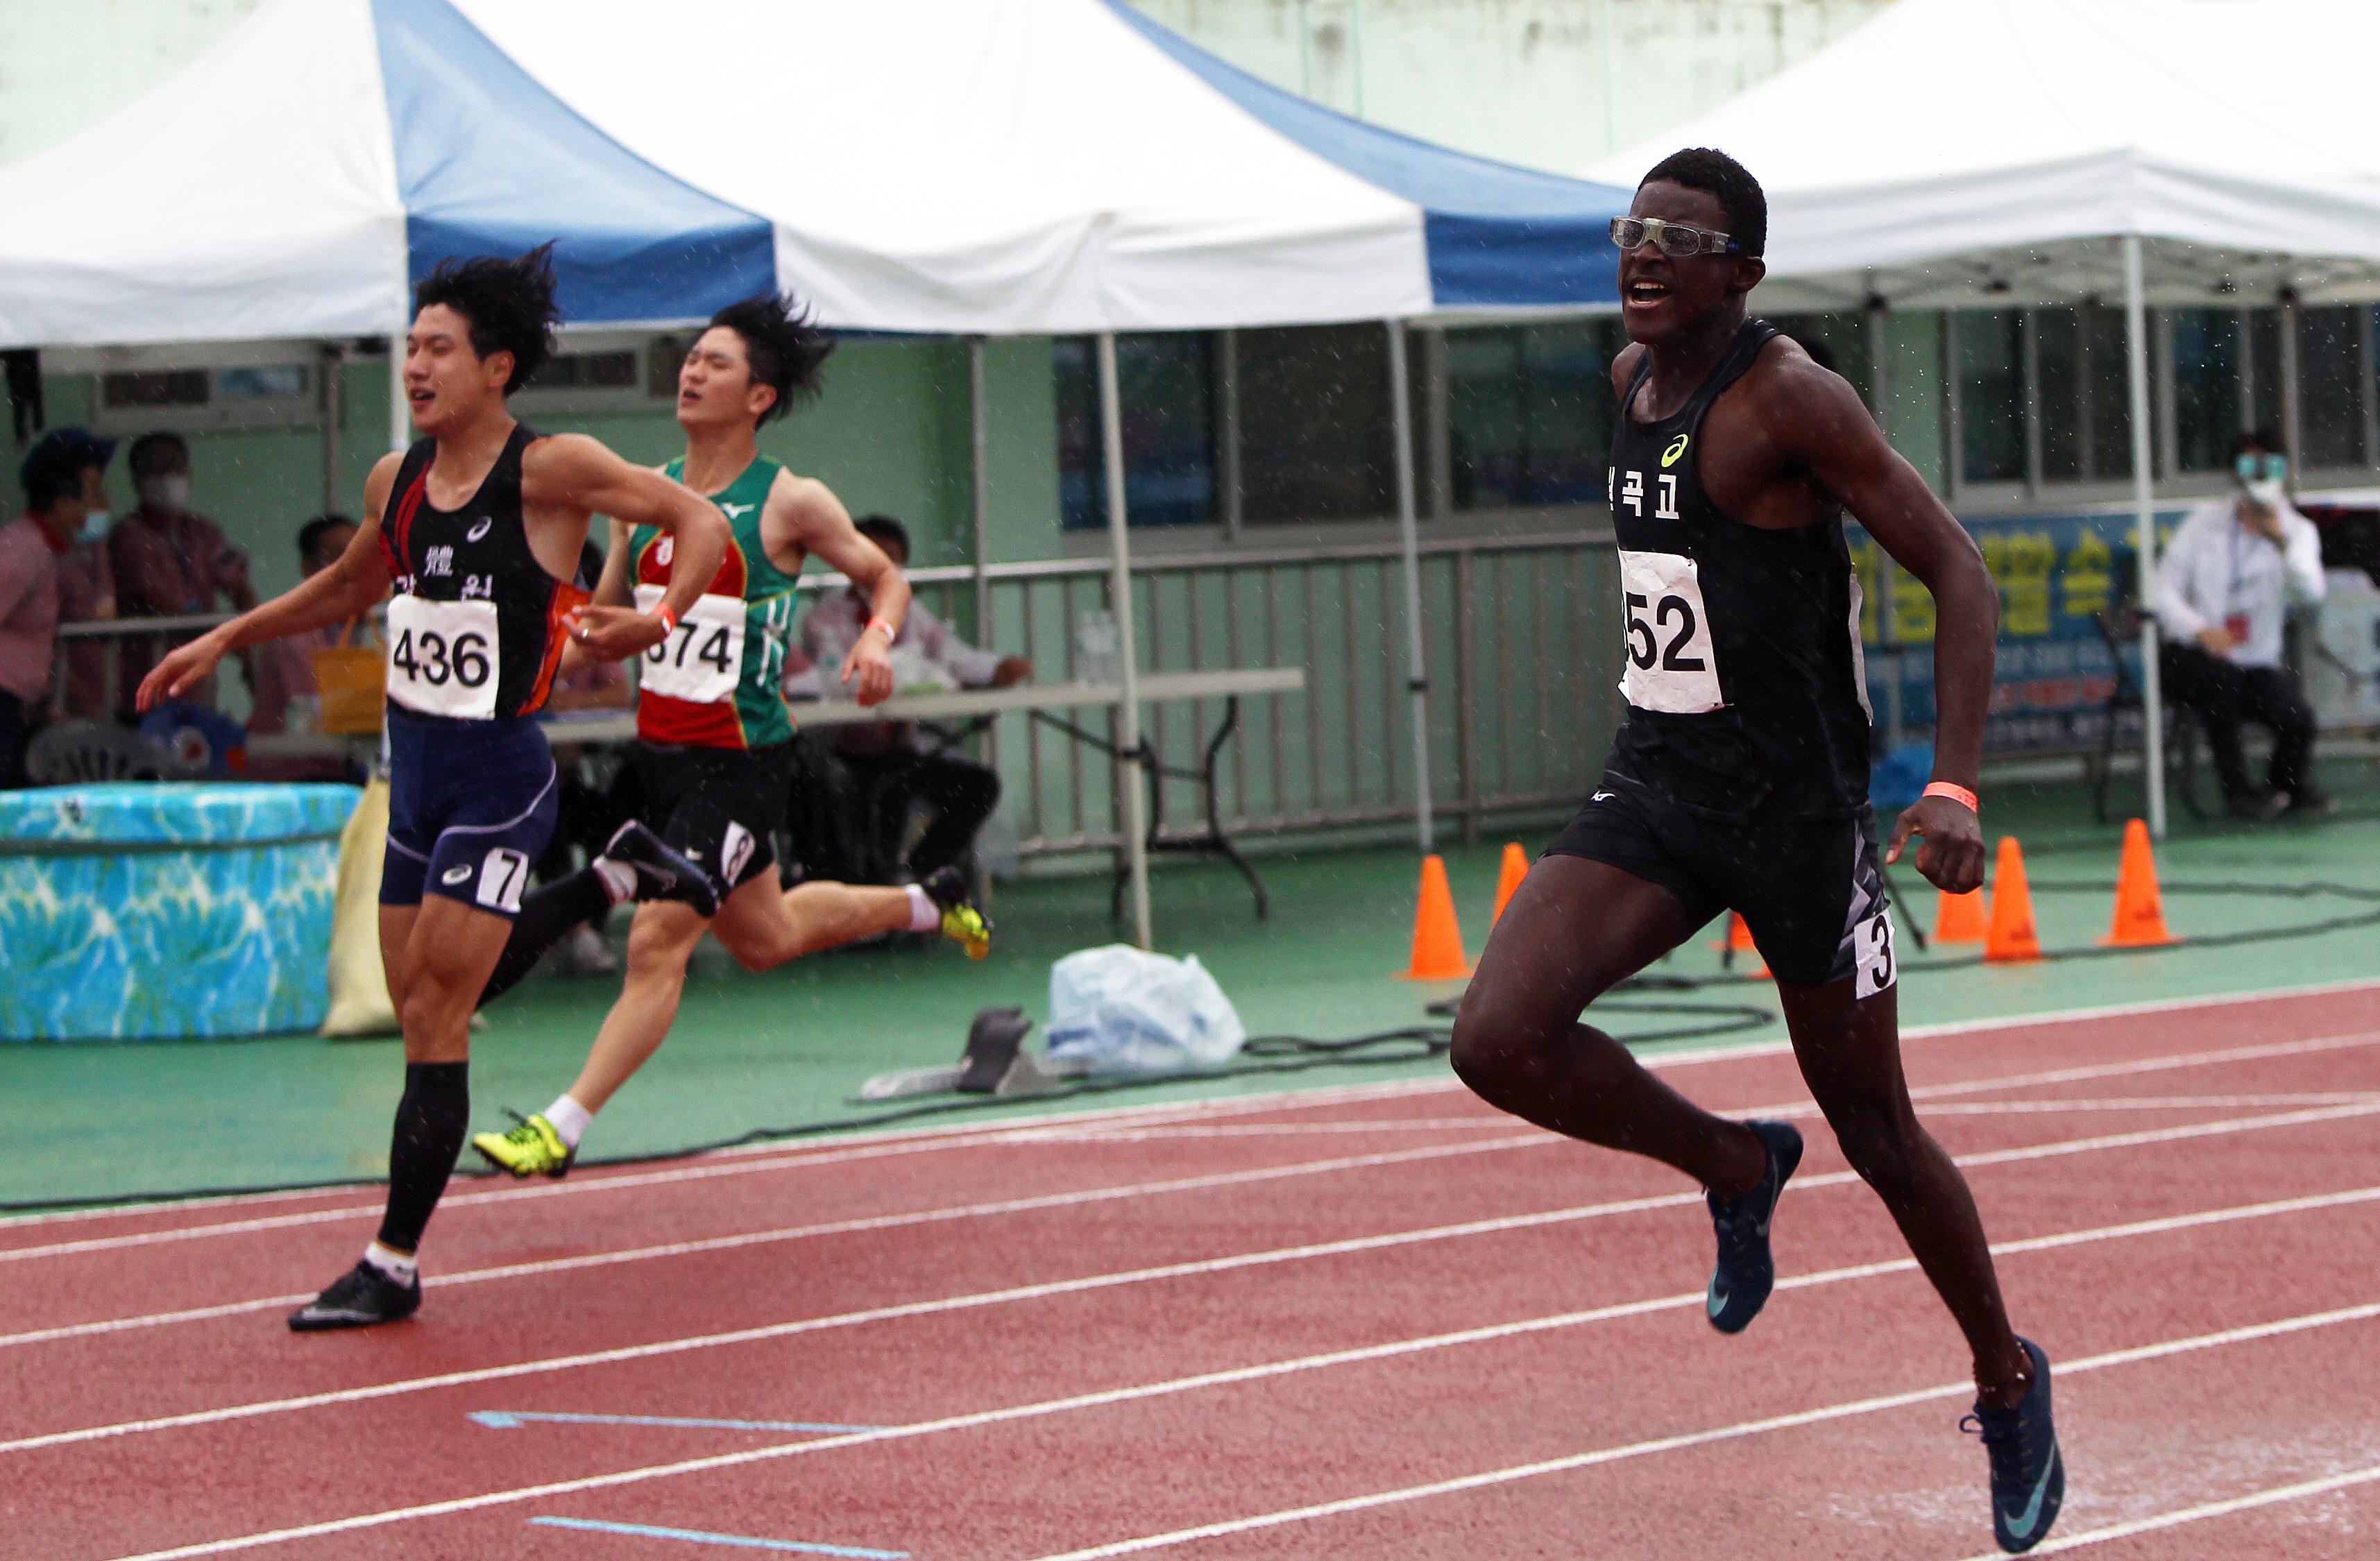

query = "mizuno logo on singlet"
[
  {"left": 1661, "top": 434, "right": 1691, "bottom": 468},
  {"left": 719, "top": 502, "right": 755, "bottom": 519}
]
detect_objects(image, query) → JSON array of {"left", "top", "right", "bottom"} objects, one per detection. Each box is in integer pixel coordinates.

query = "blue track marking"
[
  {"left": 527, "top": 1517, "right": 906, "bottom": 1555},
  {"left": 472, "top": 1411, "right": 882, "bottom": 1433}
]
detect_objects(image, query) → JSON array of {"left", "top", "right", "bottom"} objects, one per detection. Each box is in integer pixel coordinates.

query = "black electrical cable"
[
  {"left": 8, "top": 875, "right": 2366, "bottom": 1216},
  {"left": 0, "top": 1005, "right": 1776, "bottom": 1215}
]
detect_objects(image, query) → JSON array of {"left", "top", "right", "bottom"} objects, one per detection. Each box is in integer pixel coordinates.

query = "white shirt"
[
  {"left": 782, "top": 590, "right": 1003, "bottom": 699},
  {"left": 2150, "top": 495, "right": 2324, "bottom": 669}
]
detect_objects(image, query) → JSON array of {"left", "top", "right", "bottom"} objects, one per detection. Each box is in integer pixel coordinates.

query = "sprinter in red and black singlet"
[
  {"left": 1447, "top": 153, "right": 2064, "bottom": 1555},
  {"left": 139, "top": 246, "right": 731, "bottom": 1334},
  {"left": 466, "top": 293, "right": 994, "bottom": 1186},
  {"left": 380, "top": 423, "right": 582, "bottom": 725}
]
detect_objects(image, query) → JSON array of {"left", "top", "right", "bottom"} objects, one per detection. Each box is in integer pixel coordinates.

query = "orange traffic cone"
[
  {"left": 1491, "top": 842, "right": 1529, "bottom": 925},
  {"left": 1983, "top": 836, "right": 2042, "bottom": 962},
  {"left": 1714, "top": 912, "right": 1770, "bottom": 979},
  {"left": 2102, "top": 818, "right": 2177, "bottom": 946},
  {"left": 1935, "top": 885, "right": 1987, "bottom": 944},
  {"left": 1397, "top": 854, "right": 1472, "bottom": 979}
]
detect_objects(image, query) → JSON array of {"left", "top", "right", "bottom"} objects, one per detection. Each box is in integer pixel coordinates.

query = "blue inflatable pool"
[{"left": 0, "top": 783, "right": 360, "bottom": 1041}]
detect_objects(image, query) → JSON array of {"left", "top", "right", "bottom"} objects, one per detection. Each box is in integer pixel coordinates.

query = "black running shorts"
[
  {"left": 1545, "top": 762, "right": 1896, "bottom": 993},
  {"left": 628, "top": 740, "right": 795, "bottom": 894}
]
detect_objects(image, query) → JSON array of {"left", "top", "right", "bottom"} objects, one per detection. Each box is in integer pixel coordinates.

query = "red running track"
[{"left": 4, "top": 982, "right": 2380, "bottom": 1560}]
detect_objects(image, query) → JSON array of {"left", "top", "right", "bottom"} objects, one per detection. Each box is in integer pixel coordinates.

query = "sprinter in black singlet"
[
  {"left": 1450, "top": 151, "right": 2062, "bottom": 1555},
  {"left": 139, "top": 246, "right": 731, "bottom": 1331}
]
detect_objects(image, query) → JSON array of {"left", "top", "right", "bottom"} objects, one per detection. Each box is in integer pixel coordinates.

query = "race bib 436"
[
  {"left": 385, "top": 595, "right": 500, "bottom": 719},
  {"left": 634, "top": 585, "right": 745, "bottom": 705},
  {"left": 1617, "top": 549, "right": 1724, "bottom": 714}
]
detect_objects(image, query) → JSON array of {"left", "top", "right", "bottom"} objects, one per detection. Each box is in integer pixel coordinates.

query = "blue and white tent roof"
[
  {"left": 0, "top": 0, "right": 772, "bottom": 347},
  {"left": 0, "top": 0, "right": 1632, "bottom": 348},
  {"left": 463, "top": 0, "right": 1634, "bottom": 332}
]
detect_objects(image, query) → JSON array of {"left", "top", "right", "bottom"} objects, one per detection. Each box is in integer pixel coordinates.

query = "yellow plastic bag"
[
  {"left": 313, "top": 617, "right": 386, "bottom": 735},
  {"left": 319, "top": 776, "right": 398, "bottom": 1038}
]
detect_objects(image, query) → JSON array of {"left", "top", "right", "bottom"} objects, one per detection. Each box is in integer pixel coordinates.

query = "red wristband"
[
  {"left": 1923, "top": 780, "right": 1979, "bottom": 814},
  {"left": 865, "top": 615, "right": 895, "bottom": 642},
  {"left": 653, "top": 604, "right": 677, "bottom": 636}
]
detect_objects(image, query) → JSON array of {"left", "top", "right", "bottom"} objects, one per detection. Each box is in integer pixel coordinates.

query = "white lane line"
[
  {"left": 10, "top": 1100, "right": 2378, "bottom": 1458},
  {"left": 19, "top": 1025, "right": 2374, "bottom": 1267},
  {"left": 1955, "top": 1462, "right": 2380, "bottom": 1558},
  {"left": 12, "top": 1089, "right": 2379, "bottom": 1360},
  {"left": 0, "top": 1134, "right": 1551, "bottom": 1351},
  {"left": 1021, "top": 1301, "right": 2380, "bottom": 1561},
  {"left": 1820, "top": 1093, "right": 2380, "bottom": 1117},
  {"left": 0, "top": 1075, "right": 1488, "bottom": 1232},
  {"left": 21, "top": 974, "right": 2380, "bottom": 1238},
  {"left": 89, "top": 1286, "right": 2380, "bottom": 1561}
]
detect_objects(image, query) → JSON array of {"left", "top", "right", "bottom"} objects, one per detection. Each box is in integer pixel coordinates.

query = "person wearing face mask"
[
  {"left": 107, "top": 429, "right": 255, "bottom": 719},
  {"left": 1, "top": 427, "right": 115, "bottom": 784},
  {"left": 44, "top": 430, "right": 119, "bottom": 719},
  {"left": 2151, "top": 428, "right": 2329, "bottom": 818}
]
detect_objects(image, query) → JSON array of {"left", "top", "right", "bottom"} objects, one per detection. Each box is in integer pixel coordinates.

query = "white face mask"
[
  {"left": 139, "top": 473, "right": 191, "bottom": 511},
  {"left": 78, "top": 509, "right": 110, "bottom": 543},
  {"left": 2245, "top": 477, "right": 2286, "bottom": 511}
]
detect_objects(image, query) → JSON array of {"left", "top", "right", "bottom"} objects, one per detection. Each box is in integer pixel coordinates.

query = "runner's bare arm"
[
  {"left": 764, "top": 469, "right": 910, "bottom": 706},
  {"left": 136, "top": 454, "right": 400, "bottom": 710},
  {"left": 526, "top": 435, "right": 729, "bottom": 661},
  {"left": 1771, "top": 359, "right": 1995, "bottom": 895}
]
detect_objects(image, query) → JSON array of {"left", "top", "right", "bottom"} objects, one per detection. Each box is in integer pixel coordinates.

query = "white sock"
[
  {"left": 593, "top": 858, "right": 637, "bottom": 906},
  {"left": 544, "top": 1094, "right": 594, "bottom": 1148},
  {"left": 906, "top": 882, "right": 939, "bottom": 932},
  {"left": 362, "top": 1240, "right": 418, "bottom": 1282}
]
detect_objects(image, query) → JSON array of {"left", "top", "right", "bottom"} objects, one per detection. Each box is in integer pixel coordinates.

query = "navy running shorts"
[
  {"left": 1545, "top": 761, "right": 1897, "bottom": 993},
  {"left": 380, "top": 706, "right": 559, "bottom": 919}
]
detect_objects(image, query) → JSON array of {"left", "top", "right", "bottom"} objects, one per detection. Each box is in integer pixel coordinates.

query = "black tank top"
[
  {"left": 379, "top": 423, "right": 587, "bottom": 722},
  {"left": 1604, "top": 318, "right": 1873, "bottom": 820}
]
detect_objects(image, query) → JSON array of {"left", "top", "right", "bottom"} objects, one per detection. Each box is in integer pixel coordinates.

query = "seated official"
[
  {"left": 783, "top": 514, "right": 1025, "bottom": 882},
  {"left": 247, "top": 515, "right": 364, "bottom": 780},
  {"left": 2152, "top": 429, "right": 2329, "bottom": 818}
]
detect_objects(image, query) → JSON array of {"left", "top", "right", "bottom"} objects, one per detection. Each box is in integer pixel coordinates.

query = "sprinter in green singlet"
[{"left": 470, "top": 293, "right": 991, "bottom": 1177}]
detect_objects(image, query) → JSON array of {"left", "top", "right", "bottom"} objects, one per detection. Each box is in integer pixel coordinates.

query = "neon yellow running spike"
[
  {"left": 471, "top": 1111, "right": 575, "bottom": 1179},
  {"left": 940, "top": 901, "right": 992, "bottom": 961}
]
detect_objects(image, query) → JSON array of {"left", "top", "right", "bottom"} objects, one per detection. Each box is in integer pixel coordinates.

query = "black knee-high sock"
[
  {"left": 477, "top": 867, "right": 613, "bottom": 1007},
  {"left": 376, "top": 1061, "right": 470, "bottom": 1255}
]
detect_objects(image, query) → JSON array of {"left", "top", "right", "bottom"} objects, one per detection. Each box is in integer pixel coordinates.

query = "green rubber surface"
[{"left": 7, "top": 765, "right": 2380, "bottom": 1212}]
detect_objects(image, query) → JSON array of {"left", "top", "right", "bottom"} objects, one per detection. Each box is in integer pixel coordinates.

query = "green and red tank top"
[{"left": 627, "top": 455, "right": 800, "bottom": 749}]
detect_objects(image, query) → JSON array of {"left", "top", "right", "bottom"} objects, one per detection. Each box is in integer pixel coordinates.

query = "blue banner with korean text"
[{"left": 1849, "top": 508, "right": 2188, "bottom": 755}]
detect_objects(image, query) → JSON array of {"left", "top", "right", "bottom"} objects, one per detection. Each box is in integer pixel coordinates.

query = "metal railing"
[
  {"left": 885, "top": 533, "right": 1620, "bottom": 857},
  {"left": 39, "top": 531, "right": 1622, "bottom": 859}
]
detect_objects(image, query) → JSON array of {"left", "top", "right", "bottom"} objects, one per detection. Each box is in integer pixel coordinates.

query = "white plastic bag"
[{"left": 1045, "top": 944, "right": 1246, "bottom": 1073}]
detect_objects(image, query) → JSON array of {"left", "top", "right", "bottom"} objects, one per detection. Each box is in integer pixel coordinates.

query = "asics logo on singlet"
[
  {"left": 719, "top": 502, "right": 755, "bottom": 519},
  {"left": 1661, "top": 434, "right": 1691, "bottom": 468},
  {"left": 440, "top": 864, "right": 473, "bottom": 885},
  {"left": 466, "top": 518, "right": 493, "bottom": 543}
]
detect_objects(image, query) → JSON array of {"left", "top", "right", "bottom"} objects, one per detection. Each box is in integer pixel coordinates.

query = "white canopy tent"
[
  {"left": 1586, "top": 0, "right": 2380, "bottom": 837},
  {"left": 0, "top": 0, "right": 1631, "bottom": 943}
]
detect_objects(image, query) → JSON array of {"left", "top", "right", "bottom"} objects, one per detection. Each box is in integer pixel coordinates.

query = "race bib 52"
[{"left": 1617, "top": 549, "right": 1724, "bottom": 714}]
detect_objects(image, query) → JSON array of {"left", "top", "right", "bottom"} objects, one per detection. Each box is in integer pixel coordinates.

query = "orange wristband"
[
  {"left": 1923, "top": 780, "right": 1979, "bottom": 813},
  {"left": 653, "top": 604, "right": 677, "bottom": 636},
  {"left": 864, "top": 615, "right": 895, "bottom": 642}
]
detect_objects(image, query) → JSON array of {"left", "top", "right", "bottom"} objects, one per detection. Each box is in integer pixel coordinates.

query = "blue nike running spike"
[
  {"left": 1703, "top": 1119, "right": 1803, "bottom": 1334},
  {"left": 1965, "top": 1336, "right": 2064, "bottom": 1553}
]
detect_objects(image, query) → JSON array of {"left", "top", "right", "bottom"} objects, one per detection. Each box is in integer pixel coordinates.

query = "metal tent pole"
[
  {"left": 968, "top": 336, "right": 992, "bottom": 639},
  {"left": 319, "top": 341, "right": 343, "bottom": 513},
  {"left": 1386, "top": 318, "right": 1434, "bottom": 851},
  {"left": 2123, "top": 234, "right": 2167, "bottom": 839},
  {"left": 1097, "top": 331, "right": 1153, "bottom": 948},
  {"left": 388, "top": 337, "right": 408, "bottom": 454}
]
